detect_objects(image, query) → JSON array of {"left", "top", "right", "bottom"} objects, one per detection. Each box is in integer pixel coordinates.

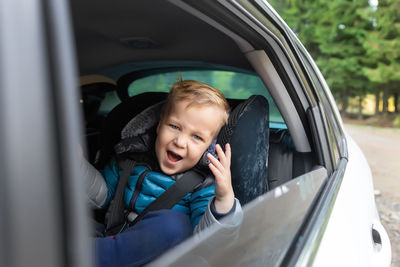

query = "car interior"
[{"left": 71, "top": 0, "right": 321, "bottom": 240}]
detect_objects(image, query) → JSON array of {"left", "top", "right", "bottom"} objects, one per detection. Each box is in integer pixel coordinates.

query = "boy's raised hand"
[{"left": 207, "top": 143, "right": 235, "bottom": 213}]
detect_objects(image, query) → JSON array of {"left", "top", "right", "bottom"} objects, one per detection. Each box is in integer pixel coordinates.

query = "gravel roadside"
[{"left": 344, "top": 123, "right": 400, "bottom": 267}]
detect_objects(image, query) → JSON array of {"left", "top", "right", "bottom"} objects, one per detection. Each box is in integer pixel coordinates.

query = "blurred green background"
[{"left": 268, "top": 0, "right": 400, "bottom": 127}]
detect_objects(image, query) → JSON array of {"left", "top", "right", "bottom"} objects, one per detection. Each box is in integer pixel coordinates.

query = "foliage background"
[{"left": 268, "top": 0, "right": 400, "bottom": 124}]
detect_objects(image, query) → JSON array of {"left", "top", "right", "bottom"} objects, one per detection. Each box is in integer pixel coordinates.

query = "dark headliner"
[{"left": 70, "top": 0, "right": 252, "bottom": 76}]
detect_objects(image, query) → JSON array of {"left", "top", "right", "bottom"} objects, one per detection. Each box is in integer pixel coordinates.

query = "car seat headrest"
[
  {"left": 217, "top": 95, "right": 270, "bottom": 205},
  {"left": 114, "top": 101, "right": 164, "bottom": 155},
  {"left": 96, "top": 92, "right": 167, "bottom": 168}
]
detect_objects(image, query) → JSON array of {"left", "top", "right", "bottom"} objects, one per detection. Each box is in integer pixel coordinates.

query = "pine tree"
[
  {"left": 361, "top": 0, "right": 400, "bottom": 113},
  {"left": 269, "top": 0, "right": 374, "bottom": 116}
]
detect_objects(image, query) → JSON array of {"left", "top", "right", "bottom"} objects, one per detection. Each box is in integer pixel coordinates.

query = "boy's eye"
[
  {"left": 169, "top": 124, "right": 179, "bottom": 130},
  {"left": 193, "top": 135, "right": 203, "bottom": 141}
]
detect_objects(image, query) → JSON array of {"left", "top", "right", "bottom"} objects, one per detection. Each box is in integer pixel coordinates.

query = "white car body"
[{"left": 314, "top": 132, "right": 391, "bottom": 267}]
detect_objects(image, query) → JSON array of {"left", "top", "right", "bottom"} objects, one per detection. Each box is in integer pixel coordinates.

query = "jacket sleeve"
[
  {"left": 188, "top": 185, "right": 215, "bottom": 228},
  {"left": 79, "top": 152, "right": 108, "bottom": 208},
  {"left": 194, "top": 197, "right": 243, "bottom": 233}
]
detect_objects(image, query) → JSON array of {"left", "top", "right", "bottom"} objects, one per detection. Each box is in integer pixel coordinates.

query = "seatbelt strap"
[
  {"left": 128, "top": 170, "right": 205, "bottom": 227},
  {"left": 104, "top": 159, "right": 135, "bottom": 234}
]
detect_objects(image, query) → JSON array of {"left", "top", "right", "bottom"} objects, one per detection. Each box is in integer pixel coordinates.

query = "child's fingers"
[
  {"left": 215, "top": 144, "right": 228, "bottom": 166},
  {"left": 225, "top": 143, "right": 231, "bottom": 165},
  {"left": 208, "top": 162, "right": 222, "bottom": 179},
  {"left": 207, "top": 152, "right": 223, "bottom": 171},
  {"left": 208, "top": 153, "right": 229, "bottom": 184}
]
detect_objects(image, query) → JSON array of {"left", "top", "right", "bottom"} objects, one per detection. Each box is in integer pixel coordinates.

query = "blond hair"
[{"left": 160, "top": 78, "right": 230, "bottom": 128}]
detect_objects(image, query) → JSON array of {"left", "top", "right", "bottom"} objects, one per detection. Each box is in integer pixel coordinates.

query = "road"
[{"left": 344, "top": 123, "right": 400, "bottom": 267}]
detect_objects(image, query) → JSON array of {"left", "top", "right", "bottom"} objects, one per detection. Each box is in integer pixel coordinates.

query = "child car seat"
[
  {"left": 80, "top": 76, "right": 118, "bottom": 163},
  {"left": 95, "top": 92, "right": 168, "bottom": 168},
  {"left": 97, "top": 93, "right": 270, "bottom": 206},
  {"left": 218, "top": 95, "right": 270, "bottom": 204}
]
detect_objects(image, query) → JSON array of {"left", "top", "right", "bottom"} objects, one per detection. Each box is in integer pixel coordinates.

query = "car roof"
[{"left": 70, "top": 0, "right": 253, "bottom": 75}]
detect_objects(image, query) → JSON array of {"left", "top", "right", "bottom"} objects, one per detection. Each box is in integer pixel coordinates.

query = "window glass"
[
  {"left": 128, "top": 70, "right": 286, "bottom": 128},
  {"left": 151, "top": 167, "right": 328, "bottom": 266},
  {"left": 81, "top": 89, "right": 121, "bottom": 118},
  {"left": 98, "top": 90, "right": 121, "bottom": 116}
]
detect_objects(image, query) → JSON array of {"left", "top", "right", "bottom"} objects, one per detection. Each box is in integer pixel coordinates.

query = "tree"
[
  {"left": 269, "top": 0, "right": 374, "bottom": 116},
  {"left": 360, "top": 0, "right": 400, "bottom": 114}
]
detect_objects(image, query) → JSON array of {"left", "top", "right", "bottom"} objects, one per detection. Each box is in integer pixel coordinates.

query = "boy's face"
[{"left": 155, "top": 100, "right": 224, "bottom": 175}]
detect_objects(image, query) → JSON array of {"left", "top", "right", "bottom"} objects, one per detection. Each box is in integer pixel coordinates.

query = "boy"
[{"left": 92, "top": 79, "right": 242, "bottom": 266}]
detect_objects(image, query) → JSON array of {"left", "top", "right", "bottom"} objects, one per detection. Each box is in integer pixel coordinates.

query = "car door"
[
  {"left": 149, "top": 1, "right": 390, "bottom": 266},
  {"left": 0, "top": 0, "right": 90, "bottom": 266}
]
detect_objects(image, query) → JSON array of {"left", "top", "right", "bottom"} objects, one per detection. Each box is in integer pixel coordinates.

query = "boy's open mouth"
[{"left": 167, "top": 151, "right": 182, "bottom": 162}]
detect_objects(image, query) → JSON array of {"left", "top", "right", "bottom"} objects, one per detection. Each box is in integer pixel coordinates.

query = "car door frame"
[{"left": 0, "top": 0, "right": 90, "bottom": 266}]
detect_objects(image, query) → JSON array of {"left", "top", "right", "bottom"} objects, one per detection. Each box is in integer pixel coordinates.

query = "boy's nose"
[{"left": 173, "top": 134, "right": 187, "bottom": 148}]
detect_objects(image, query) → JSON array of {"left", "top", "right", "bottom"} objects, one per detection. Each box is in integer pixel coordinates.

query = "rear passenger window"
[
  {"left": 127, "top": 70, "right": 286, "bottom": 129},
  {"left": 98, "top": 90, "right": 120, "bottom": 116}
]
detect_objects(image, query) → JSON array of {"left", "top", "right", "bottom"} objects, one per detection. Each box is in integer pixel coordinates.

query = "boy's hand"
[{"left": 207, "top": 143, "right": 235, "bottom": 213}]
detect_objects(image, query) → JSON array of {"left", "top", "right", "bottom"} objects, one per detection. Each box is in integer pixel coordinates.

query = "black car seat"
[
  {"left": 95, "top": 92, "right": 168, "bottom": 168},
  {"left": 80, "top": 75, "right": 118, "bottom": 163},
  {"left": 96, "top": 93, "right": 270, "bottom": 205},
  {"left": 218, "top": 95, "right": 270, "bottom": 204},
  {"left": 268, "top": 129, "right": 315, "bottom": 190},
  {"left": 268, "top": 129, "right": 295, "bottom": 190}
]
